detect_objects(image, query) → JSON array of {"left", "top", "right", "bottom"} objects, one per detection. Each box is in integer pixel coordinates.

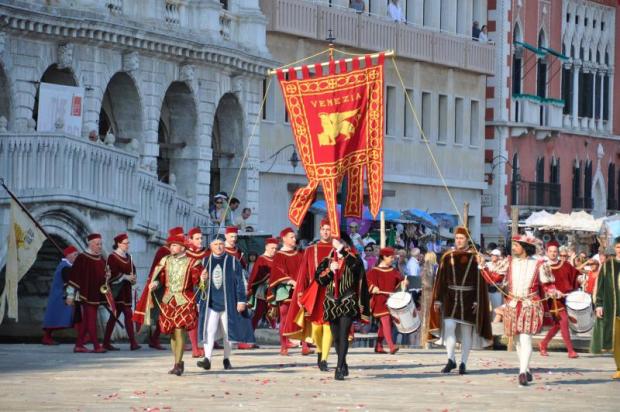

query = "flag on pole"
[
  {"left": 276, "top": 53, "right": 386, "bottom": 238},
  {"left": 0, "top": 198, "right": 46, "bottom": 323}
]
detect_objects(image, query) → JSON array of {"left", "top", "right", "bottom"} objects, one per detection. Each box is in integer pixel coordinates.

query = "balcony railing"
[
  {"left": 260, "top": 0, "right": 495, "bottom": 75},
  {"left": 511, "top": 180, "right": 561, "bottom": 209},
  {"left": 0, "top": 133, "right": 210, "bottom": 238}
]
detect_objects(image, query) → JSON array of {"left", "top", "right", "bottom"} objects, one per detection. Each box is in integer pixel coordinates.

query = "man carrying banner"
[
  {"left": 270, "top": 227, "right": 313, "bottom": 356},
  {"left": 66, "top": 233, "right": 108, "bottom": 353},
  {"left": 42, "top": 246, "right": 79, "bottom": 345},
  {"left": 284, "top": 218, "right": 334, "bottom": 371},
  {"left": 103, "top": 233, "right": 140, "bottom": 351},
  {"left": 134, "top": 226, "right": 185, "bottom": 350}
]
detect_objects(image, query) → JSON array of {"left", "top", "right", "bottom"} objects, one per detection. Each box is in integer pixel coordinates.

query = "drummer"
[
  {"left": 539, "top": 240, "right": 581, "bottom": 359},
  {"left": 367, "top": 247, "right": 408, "bottom": 354}
]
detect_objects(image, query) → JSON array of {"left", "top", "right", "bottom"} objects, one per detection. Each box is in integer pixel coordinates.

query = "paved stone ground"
[{"left": 0, "top": 344, "right": 618, "bottom": 411}]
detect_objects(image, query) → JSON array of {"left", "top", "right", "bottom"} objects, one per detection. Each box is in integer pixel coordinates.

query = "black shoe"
[
  {"left": 319, "top": 360, "right": 329, "bottom": 372},
  {"left": 526, "top": 371, "right": 533, "bottom": 382},
  {"left": 168, "top": 364, "right": 177, "bottom": 374},
  {"left": 174, "top": 362, "right": 183, "bottom": 376},
  {"left": 334, "top": 368, "right": 345, "bottom": 380},
  {"left": 178, "top": 361, "right": 184, "bottom": 374},
  {"left": 441, "top": 359, "right": 457, "bottom": 373},
  {"left": 317, "top": 352, "right": 322, "bottom": 367},
  {"left": 459, "top": 362, "right": 467, "bottom": 375},
  {"left": 343, "top": 363, "right": 349, "bottom": 377},
  {"left": 518, "top": 373, "right": 528, "bottom": 386},
  {"left": 197, "top": 357, "right": 211, "bottom": 370},
  {"left": 223, "top": 358, "right": 232, "bottom": 370}
]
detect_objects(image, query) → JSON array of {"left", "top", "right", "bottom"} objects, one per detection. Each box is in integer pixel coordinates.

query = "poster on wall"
[{"left": 36, "top": 82, "right": 84, "bottom": 137}]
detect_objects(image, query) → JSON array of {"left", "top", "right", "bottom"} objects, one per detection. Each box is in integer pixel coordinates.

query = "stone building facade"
[
  {"left": 0, "top": 0, "right": 271, "bottom": 336},
  {"left": 258, "top": 0, "right": 495, "bottom": 240}
]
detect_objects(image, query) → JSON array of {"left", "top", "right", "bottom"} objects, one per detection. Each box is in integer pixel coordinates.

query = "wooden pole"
[
  {"left": 507, "top": 205, "right": 520, "bottom": 352},
  {"left": 463, "top": 202, "right": 470, "bottom": 229},
  {"left": 380, "top": 211, "right": 386, "bottom": 248}
]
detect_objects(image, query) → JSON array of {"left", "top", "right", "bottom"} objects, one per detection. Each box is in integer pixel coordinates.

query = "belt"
[{"left": 448, "top": 285, "right": 475, "bottom": 292}]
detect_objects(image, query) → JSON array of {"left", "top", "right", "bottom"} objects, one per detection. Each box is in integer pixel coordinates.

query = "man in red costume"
[
  {"left": 185, "top": 226, "right": 206, "bottom": 358},
  {"left": 284, "top": 218, "right": 334, "bottom": 371},
  {"left": 66, "top": 233, "right": 108, "bottom": 353},
  {"left": 103, "top": 233, "right": 140, "bottom": 351},
  {"left": 367, "top": 247, "right": 407, "bottom": 354},
  {"left": 133, "top": 226, "right": 184, "bottom": 349},
  {"left": 539, "top": 240, "right": 580, "bottom": 358},
  {"left": 247, "top": 237, "right": 278, "bottom": 337},
  {"left": 146, "top": 233, "right": 203, "bottom": 376},
  {"left": 269, "top": 228, "right": 312, "bottom": 356},
  {"left": 224, "top": 226, "right": 247, "bottom": 269}
]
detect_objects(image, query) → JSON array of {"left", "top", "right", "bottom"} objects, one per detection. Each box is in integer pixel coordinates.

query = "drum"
[
  {"left": 565, "top": 291, "right": 594, "bottom": 333},
  {"left": 387, "top": 291, "right": 421, "bottom": 334}
]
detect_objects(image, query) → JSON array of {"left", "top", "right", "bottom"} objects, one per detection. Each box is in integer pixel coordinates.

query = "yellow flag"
[{"left": 0, "top": 198, "right": 46, "bottom": 323}]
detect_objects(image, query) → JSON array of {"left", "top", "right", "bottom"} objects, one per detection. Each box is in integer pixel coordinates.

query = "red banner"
[{"left": 276, "top": 54, "right": 385, "bottom": 238}]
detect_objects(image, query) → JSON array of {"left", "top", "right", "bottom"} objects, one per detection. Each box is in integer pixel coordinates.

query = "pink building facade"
[{"left": 483, "top": 0, "right": 619, "bottom": 245}]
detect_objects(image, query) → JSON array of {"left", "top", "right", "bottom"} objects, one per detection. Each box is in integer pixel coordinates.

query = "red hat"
[
  {"left": 379, "top": 247, "right": 395, "bottom": 257},
  {"left": 188, "top": 227, "right": 202, "bottom": 237},
  {"left": 63, "top": 246, "right": 78, "bottom": 257},
  {"left": 265, "top": 237, "right": 279, "bottom": 246},
  {"left": 320, "top": 218, "right": 331, "bottom": 227},
  {"left": 166, "top": 234, "right": 186, "bottom": 246},
  {"left": 545, "top": 240, "right": 560, "bottom": 249},
  {"left": 225, "top": 226, "right": 238, "bottom": 235},
  {"left": 279, "top": 227, "right": 295, "bottom": 238},
  {"left": 114, "top": 233, "right": 128, "bottom": 244},
  {"left": 87, "top": 233, "right": 101, "bottom": 241},
  {"left": 168, "top": 226, "right": 184, "bottom": 236},
  {"left": 454, "top": 226, "right": 470, "bottom": 237}
]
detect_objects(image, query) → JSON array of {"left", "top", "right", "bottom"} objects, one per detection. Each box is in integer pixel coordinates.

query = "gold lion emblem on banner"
[
  {"left": 13, "top": 223, "right": 25, "bottom": 249},
  {"left": 317, "top": 109, "right": 359, "bottom": 146}
]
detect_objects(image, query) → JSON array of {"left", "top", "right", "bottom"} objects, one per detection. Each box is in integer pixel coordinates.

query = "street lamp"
[{"left": 262, "top": 143, "right": 300, "bottom": 172}]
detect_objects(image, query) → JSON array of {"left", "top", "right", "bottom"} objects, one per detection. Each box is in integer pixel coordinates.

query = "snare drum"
[
  {"left": 565, "top": 291, "right": 595, "bottom": 333},
  {"left": 387, "top": 291, "right": 421, "bottom": 334}
]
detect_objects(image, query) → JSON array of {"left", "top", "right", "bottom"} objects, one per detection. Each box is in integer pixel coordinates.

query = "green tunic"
[{"left": 591, "top": 258, "right": 620, "bottom": 353}]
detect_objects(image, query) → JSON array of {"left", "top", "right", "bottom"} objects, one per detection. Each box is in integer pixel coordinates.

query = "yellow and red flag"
[{"left": 276, "top": 53, "right": 385, "bottom": 237}]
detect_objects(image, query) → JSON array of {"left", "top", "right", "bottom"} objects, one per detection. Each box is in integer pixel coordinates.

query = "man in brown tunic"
[{"left": 429, "top": 226, "right": 492, "bottom": 374}]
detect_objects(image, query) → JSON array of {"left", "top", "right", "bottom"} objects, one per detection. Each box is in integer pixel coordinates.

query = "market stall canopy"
[
  {"left": 401, "top": 208, "right": 438, "bottom": 228},
  {"left": 524, "top": 210, "right": 604, "bottom": 232}
]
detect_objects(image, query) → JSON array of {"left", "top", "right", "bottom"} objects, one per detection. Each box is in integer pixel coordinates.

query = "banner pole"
[
  {"left": 0, "top": 178, "right": 64, "bottom": 254},
  {"left": 380, "top": 211, "right": 386, "bottom": 248},
  {"left": 267, "top": 50, "right": 395, "bottom": 76}
]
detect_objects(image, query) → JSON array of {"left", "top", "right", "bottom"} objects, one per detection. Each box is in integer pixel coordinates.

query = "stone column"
[
  {"left": 597, "top": 71, "right": 604, "bottom": 131},
  {"left": 590, "top": 67, "right": 596, "bottom": 130},
  {"left": 571, "top": 62, "right": 580, "bottom": 128},
  {"left": 607, "top": 69, "right": 613, "bottom": 132}
]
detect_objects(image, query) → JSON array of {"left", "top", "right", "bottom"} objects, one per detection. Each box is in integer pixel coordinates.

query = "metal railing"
[{"left": 511, "top": 180, "right": 561, "bottom": 208}]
